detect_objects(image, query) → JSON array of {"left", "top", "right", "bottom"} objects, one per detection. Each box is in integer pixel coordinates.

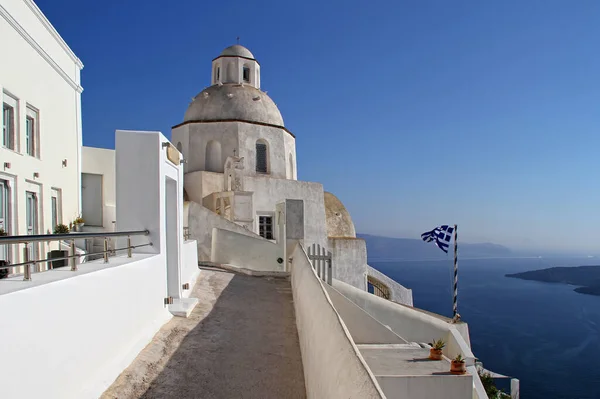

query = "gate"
[{"left": 307, "top": 243, "right": 332, "bottom": 285}]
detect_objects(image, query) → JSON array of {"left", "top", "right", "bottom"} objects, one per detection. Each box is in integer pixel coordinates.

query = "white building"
[{"left": 0, "top": 0, "right": 83, "bottom": 268}]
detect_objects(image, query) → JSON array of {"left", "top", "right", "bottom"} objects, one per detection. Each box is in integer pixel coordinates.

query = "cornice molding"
[
  {"left": 0, "top": 3, "right": 83, "bottom": 93},
  {"left": 23, "top": 0, "right": 83, "bottom": 69}
]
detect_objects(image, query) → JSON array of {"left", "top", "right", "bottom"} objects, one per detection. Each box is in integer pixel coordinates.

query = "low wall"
[
  {"left": 0, "top": 254, "right": 172, "bottom": 399},
  {"left": 331, "top": 279, "right": 487, "bottom": 399},
  {"left": 187, "top": 201, "right": 260, "bottom": 261},
  {"left": 290, "top": 244, "right": 384, "bottom": 399},
  {"left": 332, "top": 279, "right": 472, "bottom": 359},
  {"left": 328, "top": 237, "right": 367, "bottom": 290},
  {"left": 366, "top": 264, "right": 413, "bottom": 306},
  {"left": 181, "top": 240, "right": 200, "bottom": 297},
  {"left": 211, "top": 228, "right": 282, "bottom": 272}
]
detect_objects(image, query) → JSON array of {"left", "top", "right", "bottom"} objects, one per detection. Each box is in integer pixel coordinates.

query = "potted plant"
[
  {"left": 72, "top": 216, "right": 85, "bottom": 232},
  {"left": 48, "top": 224, "right": 70, "bottom": 269},
  {"left": 429, "top": 339, "right": 445, "bottom": 360},
  {"left": 0, "top": 228, "right": 9, "bottom": 279},
  {"left": 450, "top": 354, "right": 467, "bottom": 374}
]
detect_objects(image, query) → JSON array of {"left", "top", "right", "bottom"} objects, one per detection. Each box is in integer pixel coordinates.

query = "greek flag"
[{"left": 421, "top": 225, "right": 454, "bottom": 253}]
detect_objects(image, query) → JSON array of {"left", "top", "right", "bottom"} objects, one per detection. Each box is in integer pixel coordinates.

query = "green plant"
[
  {"left": 453, "top": 354, "right": 464, "bottom": 363},
  {"left": 73, "top": 216, "right": 85, "bottom": 224},
  {"left": 432, "top": 339, "right": 446, "bottom": 350},
  {"left": 0, "top": 228, "right": 6, "bottom": 236},
  {"left": 478, "top": 368, "right": 505, "bottom": 398},
  {"left": 53, "top": 224, "right": 70, "bottom": 234}
]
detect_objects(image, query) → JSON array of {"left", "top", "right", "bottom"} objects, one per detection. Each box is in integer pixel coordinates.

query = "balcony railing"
[{"left": 0, "top": 230, "right": 151, "bottom": 281}]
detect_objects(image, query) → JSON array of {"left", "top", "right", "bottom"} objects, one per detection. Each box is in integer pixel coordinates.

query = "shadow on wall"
[{"left": 128, "top": 271, "right": 306, "bottom": 399}]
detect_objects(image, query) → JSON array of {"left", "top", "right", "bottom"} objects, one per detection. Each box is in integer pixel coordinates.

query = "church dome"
[
  {"left": 184, "top": 84, "right": 284, "bottom": 127},
  {"left": 324, "top": 192, "right": 356, "bottom": 238},
  {"left": 220, "top": 44, "right": 255, "bottom": 59}
]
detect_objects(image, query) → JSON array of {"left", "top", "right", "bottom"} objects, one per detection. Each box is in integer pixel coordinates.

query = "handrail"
[
  {"left": 0, "top": 229, "right": 149, "bottom": 244},
  {"left": 0, "top": 230, "right": 151, "bottom": 281}
]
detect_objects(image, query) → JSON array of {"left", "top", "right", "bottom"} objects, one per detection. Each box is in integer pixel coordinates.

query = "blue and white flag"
[{"left": 421, "top": 225, "right": 454, "bottom": 253}]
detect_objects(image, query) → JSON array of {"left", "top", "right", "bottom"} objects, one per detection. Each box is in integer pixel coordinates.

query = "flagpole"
[{"left": 452, "top": 224, "right": 460, "bottom": 323}]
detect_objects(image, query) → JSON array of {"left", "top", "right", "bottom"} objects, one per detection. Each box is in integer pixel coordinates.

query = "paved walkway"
[{"left": 101, "top": 268, "right": 306, "bottom": 399}]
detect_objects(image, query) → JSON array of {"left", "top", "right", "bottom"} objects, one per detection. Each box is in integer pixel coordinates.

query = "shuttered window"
[{"left": 256, "top": 142, "right": 267, "bottom": 173}]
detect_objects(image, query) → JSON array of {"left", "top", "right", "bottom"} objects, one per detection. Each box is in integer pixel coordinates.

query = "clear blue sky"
[{"left": 37, "top": 0, "right": 600, "bottom": 253}]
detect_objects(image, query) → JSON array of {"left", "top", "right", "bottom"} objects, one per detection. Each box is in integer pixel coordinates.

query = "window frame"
[
  {"left": 258, "top": 215, "right": 274, "bottom": 240},
  {"left": 2, "top": 92, "right": 17, "bottom": 150},
  {"left": 25, "top": 105, "right": 39, "bottom": 158},
  {"left": 242, "top": 66, "right": 251, "bottom": 83},
  {"left": 255, "top": 140, "right": 268, "bottom": 174}
]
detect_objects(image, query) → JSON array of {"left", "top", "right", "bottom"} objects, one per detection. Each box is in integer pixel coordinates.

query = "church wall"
[
  {"left": 283, "top": 131, "right": 297, "bottom": 180},
  {"left": 328, "top": 237, "right": 368, "bottom": 291},
  {"left": 171, "top": 124, "right": 189, "bottom": 173},
  {"left": 183, "top": 170, "right": 224, "bottom": 204},
  {"left": 244, "top": 176, "right": 328, "bottom": 249},
  {"left": 181, "top": 122, "right": 238, "bottom": 173},
  {"left": 238, "top": 123, "right": 288, "bottom": 179}
]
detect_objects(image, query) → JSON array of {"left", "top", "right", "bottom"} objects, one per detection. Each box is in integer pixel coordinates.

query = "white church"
[{"left": 82, "top": 43, "right": 411, "bottom": 302}]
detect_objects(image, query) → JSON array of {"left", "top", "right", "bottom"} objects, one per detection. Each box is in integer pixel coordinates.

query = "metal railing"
[{"left": 0, "top": 230, "right": 151, "bottom": 281}]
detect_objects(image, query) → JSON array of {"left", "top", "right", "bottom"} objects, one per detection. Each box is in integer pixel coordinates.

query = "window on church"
[
  {"left": 216, "top": 67, "right": 220, "bottom": 81},
  {"left": 243, "top": 66, "right": 250, "bottom": 83},
  {"left": 258, "top": 216, "right": 273, "bottom": 240},
  {"left": 256, "top": 141, "right": 268, "bottom": 173}
]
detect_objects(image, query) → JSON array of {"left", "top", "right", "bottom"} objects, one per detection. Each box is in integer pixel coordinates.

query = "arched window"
[
  {"left": 256, "top": 140, "right": 268, "bottom": 173},
  {"left": 176, "top": 142, "right": 183, "bottom": 153},
  {"left": 205, "top": 140, "right": 222, "bottom": 172},
  {"left": 216, "top": 67, "right": 220, "bottom": 81},
  {"left": 243, "top": 65, "right": 251, "bottom": 83},
  {"left": 288, "top": 153, "right": 294, "bottom": 179}
]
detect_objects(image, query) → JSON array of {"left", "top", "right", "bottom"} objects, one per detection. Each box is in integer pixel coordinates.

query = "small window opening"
[
  {"left": 259, "top": 216, "right": 273, "bottom": 240},
  {"left": 243, "top": 66, "right": 250, "bottom": 83},
  {"left": 256, "top": 142, "right": 267, "bottom": 173},
  {"left": 216, "top": 67, "right": 220, "bottom": 81}
]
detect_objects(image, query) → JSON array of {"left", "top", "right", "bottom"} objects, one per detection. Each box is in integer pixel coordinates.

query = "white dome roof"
[
  {"left": 184, "top": 84, "right": 284, "bottom": 127},
  {"left": 220, "top": 45, "right": 254, "bottom": 59}
]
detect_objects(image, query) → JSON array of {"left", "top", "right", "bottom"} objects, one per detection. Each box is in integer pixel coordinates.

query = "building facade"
[{"left": 0, "top": 0, "right": 83, "bottom": 268}]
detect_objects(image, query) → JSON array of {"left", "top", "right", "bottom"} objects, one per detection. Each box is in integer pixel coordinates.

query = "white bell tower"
[{"left": 211, "top": 44, "right": 260, "bottom": 89}]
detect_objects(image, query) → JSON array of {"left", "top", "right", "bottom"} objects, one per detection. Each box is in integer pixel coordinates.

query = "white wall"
[
  {"left": 366, "top": 265, "right": 413, "bottom": 306},
  {"left": 0, "top": 255, "right": 172, "bottom": 399},
  {"left": 329, "top": 237, "right": 368, "bottom": 290},
  {"left": 181, "top": 240, "right": 199, "bottom": 297},
  {"left": 211, "top": 227, "right": 282, "bottom": 271},
  {"left": 187, "top": 200, "right": 260, "bottom": 261},
  {"left": 290, "top": 244, "right": 384, "bottom": 399},
  {"left": 82, "top": 146, "right": 116, "bottom": 230},
  {"left": 245, "top": 176, "right": 328, "bottom": 249},
  {"left": 0, "top": 0, "right": 83, "bottom": 267}
]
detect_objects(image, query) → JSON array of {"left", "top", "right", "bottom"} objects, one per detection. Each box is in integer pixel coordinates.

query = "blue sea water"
[{"left": 370, "top": 257, "right": 600, "bottom": 399}]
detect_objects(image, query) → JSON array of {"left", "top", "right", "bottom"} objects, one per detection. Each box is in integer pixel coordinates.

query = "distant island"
[
  {"left": 359, "top": 234, "right": 513, "bottom": 261},
  {"left": 506, "top": 266, "right": 600, "bottom": 297}
]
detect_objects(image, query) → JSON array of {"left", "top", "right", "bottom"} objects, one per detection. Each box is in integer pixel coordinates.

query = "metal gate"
[{"left": 307, "top": 243, "right": 332, "bottom": 285}]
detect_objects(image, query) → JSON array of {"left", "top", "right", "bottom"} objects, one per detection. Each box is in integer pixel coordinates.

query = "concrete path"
[{"left": 101, "top": 268, "right": 306, "bottom": 399}]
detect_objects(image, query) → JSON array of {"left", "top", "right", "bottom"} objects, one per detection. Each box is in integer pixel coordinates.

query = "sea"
[{"left": 370, "top": 257, "right": 600, "bottom": 399}]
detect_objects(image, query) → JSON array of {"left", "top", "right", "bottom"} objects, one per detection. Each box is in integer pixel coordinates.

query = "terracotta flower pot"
[
  {"left": 429, "top": 348, "right": 443, "bottom": 360},
  {"left": 450, "top": 360, "right": 466, "bottom": 374}
]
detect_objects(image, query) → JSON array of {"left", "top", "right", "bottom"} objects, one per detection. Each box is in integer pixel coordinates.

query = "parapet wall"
[
  {"left": 211, "top": 227, "right": 282, "bottom": 272},
  {"left": 0, "top": 255, "right": 172, "bottom": 399},
  {"left": 366, "top": 264, "right": 413, "bottom": 306},
  {"left": 290, "top": 244, "right": 384, "bottom": 399}
]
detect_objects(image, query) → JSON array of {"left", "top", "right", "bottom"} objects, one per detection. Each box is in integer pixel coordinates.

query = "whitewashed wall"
[
  {"left": 0, "top": 0, "right": 83, "bottom": 266},
  {"left": 211, "top": 227, "right": 282, "bottom": 272},
  {"left": 81, "top": 146, "right": 116, "bottom": 230},
  {"left": 290, "top": 244, "right": 384, "bottom": 399},
  {"left": 0, "top": 255, "right": 172, "bottom": 399}
]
